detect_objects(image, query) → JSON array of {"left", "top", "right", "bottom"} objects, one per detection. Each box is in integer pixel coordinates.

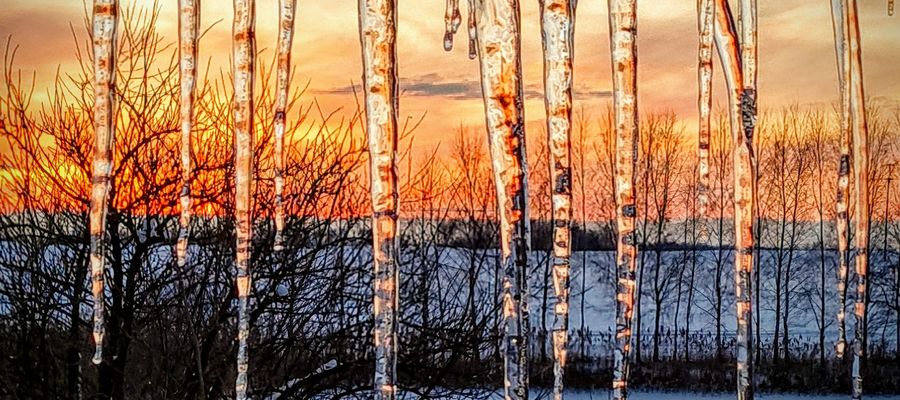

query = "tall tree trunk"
[
  {"left": 846, "top": 0, "right": 870, "bottom": 397},
  {"left": 89, "top": 0, "right": 118, "bottom": 367},
  {"left": 232, "top": 0, "right": 256, "bottom": 398},
  {"left": 830, "top": 0, "right": 852, "bottom": 361},
  {"left": 697, "top": 0, "right": 714, "bottom": 219},
  {"left": 274, "top": 0, "right": 297, "bottom": 253},
  {"left": 473, "top": 1, "right": 531, "bottom": 398},
  {"left": 540, "top": 1, "right": 577, "bottom": 398},
  {"left": 359, "top": 1, "right": 400, "bottom": 398},
  {"left": 177, "top": 0, "right": 199, "bottom": 269},
  {"left": 607, "top": 1, "right": 638, "bottom": 398}
]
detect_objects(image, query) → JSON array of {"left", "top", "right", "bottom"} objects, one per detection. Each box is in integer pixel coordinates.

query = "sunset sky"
[{"left": 1, "top": 0, "right": 898, "bottom": 152}]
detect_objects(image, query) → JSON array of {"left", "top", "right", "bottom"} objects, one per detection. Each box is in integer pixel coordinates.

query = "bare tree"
[
  {"left": 762, "top": 108, "right": 810, "bottom": 363},
  {"left": 679, "top": 156, "right": 701, "bottom": 362},
  {"left": 642, "top": 114, "right": 684, "bottom": 363},
  {"left": 807, "top": 110, "right": 837, "bottom": 366},
  {"left": 528, "top": 130, "right": 553, "bottom": 365}
]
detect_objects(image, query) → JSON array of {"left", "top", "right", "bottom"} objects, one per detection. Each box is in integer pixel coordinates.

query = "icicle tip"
[
  {"left": 92, "top": 347, "right": 102, "bottom": 365},
  {"left": 443, "top": 32, "right": 454, "bottom": 51}
]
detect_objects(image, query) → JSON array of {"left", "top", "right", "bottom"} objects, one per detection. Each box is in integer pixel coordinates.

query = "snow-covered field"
[
  {"left": 295, "top": 389, "right": 900, "bottom": 400},
  {"left": 531, "top": 391, "right": 900, "bottom": 400},
  {"left": 522, "top": 391, "right": 900, "bottom": 400}
]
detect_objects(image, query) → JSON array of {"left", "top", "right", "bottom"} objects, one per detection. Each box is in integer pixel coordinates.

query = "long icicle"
[
  {"left": 830, "top": 0, "right": 852, "bottom": 361},
  {"left": 177, "top": 0, "right": 199, "bottom": 274},
  {"left": 737, "top": 0, "right": 757, "bottom": 398},
  {"left": 472, "top": 0, "right": 531, "bottom": 398},
  {"left": 607, "top": 1, "right": 638, "bottom": 399},
  {"left": 697, "top": 0, "right": 714, "bottom": 220},
  {"left": 232, "top": 0, "right": 256, "bottom": 398},
  {"left": 539, "top": 1, "right": 577, "bottom": 399},
  {"left": 359, "top": 0, "right": 400, "bottom": 398},
  {"left": 89, "top": 0, "right": 118, "bottom": 366},
  {"left": 712, "top": 1, "right": 752, "bottom": 397},
  {"left": 274, "top": 0, "right": 297, "bottom": 254},
  {"left": 847, "top": 0, "right": 870, "bottom": 398},
  {"left": 467, "top": 0, "right": 477, "bottom": 58}
]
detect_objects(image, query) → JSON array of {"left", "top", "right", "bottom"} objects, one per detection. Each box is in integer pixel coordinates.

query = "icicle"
[
  {"left": 274, "top": 0, "right": 297, "bottom": 254},
  {"left": 697, "top": 0, "right": 714, "bottom": 220},
  {"left": 88, "top": 0, "right": 118, "bottom": 366},
  {"left": 472, "top": 0, "right": 530, "bottom": 398},
  {"left": 443, "top": 0, "right": 461, "bottom": 50},
  {"left": 467, "top": 0, "right": 477, "bottom": 58},
  {"left": 736, "top": 0, "right": 757, "bottom": 398},
  {"left": 846, "top": 0, "right": 870, "bottom": 398},
  {"left": 713, "top": 1, "right": 755, "bottom": 398},
  {"left": 232, "top": 0, "right": 256, "bottom": 398},
  {"left": 359, "top": 0, "right": 400, "bottom": 399},
  {"left": 712, "top": 0, "right": 743, "bottom": 168},
  {"left": 177, "top": 0, "right": 199, "bottom": 273},
  {"left": 540, "top": 1, "right": 576, "bottom": 399},
  {"left": 607, "top": 1, "right": 638, "bottom": 399},
  {"left": 829, "top": 0, "right": 852, "bottom": 361},
  {"left": 445, "top": 0, "right": 477, "bottom": 58}
]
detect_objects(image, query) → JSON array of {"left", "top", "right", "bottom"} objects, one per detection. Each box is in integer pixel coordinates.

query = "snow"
[
  {"left": 547, "top": 391, "right": 900, "bottom": 400},
  {"left": 270, "top": 388, "right": 900, "bottom": 400}
]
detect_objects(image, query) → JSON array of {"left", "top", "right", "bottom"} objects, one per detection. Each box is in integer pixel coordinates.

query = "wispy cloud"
[
  {"left": 315, "top": 73, "right": 482, "bottom": 99},
  {"left": 318, "top": 74, "right": 611, "bottom": 100}
]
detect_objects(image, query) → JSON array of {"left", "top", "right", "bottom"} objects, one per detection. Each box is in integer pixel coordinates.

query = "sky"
[{"left": 1, "top": 0, "right": 899, "bottom": 153}]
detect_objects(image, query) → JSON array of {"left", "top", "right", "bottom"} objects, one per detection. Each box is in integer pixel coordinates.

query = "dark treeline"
[{"left": 1, "top": 5, "right": 899, "bottom": 399}]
